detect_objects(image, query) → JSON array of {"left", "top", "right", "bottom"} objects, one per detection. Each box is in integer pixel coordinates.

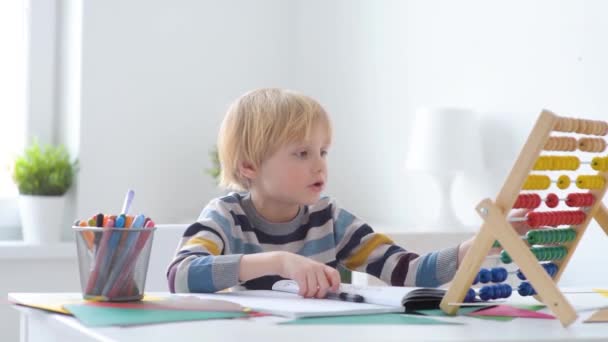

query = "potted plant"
[{"left": 12, "top": 141, "right": 77, "bottom": 243}]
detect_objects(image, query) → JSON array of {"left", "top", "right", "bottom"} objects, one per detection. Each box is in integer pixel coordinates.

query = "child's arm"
[
  {"left": 239, "top": 252, "right": 340, "bottom": 298},
  {"left": 166, "top": 198, "right": 247, "bottom": 293},
  {"left": 166, "top": 220, "right": 242, "bottom": 293},
  {"left": 332, "top": 202, "right": 458, "bottom": 288}
]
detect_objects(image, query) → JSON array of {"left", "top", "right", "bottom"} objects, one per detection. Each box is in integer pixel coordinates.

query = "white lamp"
[{"left": 404, "top": 107, "right": 483, "bottom": 230}]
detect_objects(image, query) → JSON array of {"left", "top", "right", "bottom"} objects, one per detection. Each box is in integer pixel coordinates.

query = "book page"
[
  {"left": 272, "top": 280, "right": 419, "bottom": 307},
  {"left": 184, "top": 290, "right": 403, "bottom": 318}
]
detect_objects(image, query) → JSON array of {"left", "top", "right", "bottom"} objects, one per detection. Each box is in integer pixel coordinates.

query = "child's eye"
[
  {"left": 321, "top": 150, "right": 328, "bottom": 157},
  {"left": 295, "top": 151, "right": 309, "bottom": 158}
]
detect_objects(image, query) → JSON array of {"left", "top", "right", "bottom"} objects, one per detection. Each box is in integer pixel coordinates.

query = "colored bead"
[
  {"left": 464, "top": 288, "right": 476, "bottom": 303},
  {"left": 516, "top": 269, "right": 526, "bottom": 280},
  {"left": 518, "top": 282, "right": 536, "bottom": 296},
  {"left": 478, "top": 269, "right": 492, "bottom": 284},
  {"left": 557, "top": 175, "right": 571, "bottom": 190},
  {"left": 533, "top": 156, "right": 580, "bottom": 171},
  {"left": 500, "top": 250, "right": 512, "bottom": 264},
  {"left": 565, "top": 193, "right": 595, "bottom": 207},
  {"left": 592, "top": 157, "right": 608, "bottom": 172},
  {"left": 526, "top": 211, "right": 586, "bottom": 227},
  {"left": 578, "top": 138, "right": 606, "bottom": 153},
  {"left": 530, "top": 246, "right": 568, "bottom": 261},
  {"left": 544, "top": 137, "right": 577, "bottom": 151},
  {"left": 545, "top": 193, "right": 559, "bottom": 208},
  {"left": 479, "top": 286, "right": 492, "bottom": 301},
  {"left": 514, "top": 194, "right": 542, "bottom": 209},
  {"left": 576, "top": 175, "right": 605, "bottom": 190},
  {"left": 525, "top": 227, "right": 577, "bottom": 244},
  {"left": 478, "top": 284, "right": 514, "bottom": 301},
  {"left": 523, "top": 175, "right": 551, "bottom": 190},
  {"left": 491, "top": 267, "right": 508, "bottom": 283}
]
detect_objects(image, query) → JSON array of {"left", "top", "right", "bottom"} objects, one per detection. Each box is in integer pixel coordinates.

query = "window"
[
  {"left": 0, "top": 1, "right": 27, "bottom": 200},
  {"left": 0, "top": 1, "right": 63, "bottom": 235}
]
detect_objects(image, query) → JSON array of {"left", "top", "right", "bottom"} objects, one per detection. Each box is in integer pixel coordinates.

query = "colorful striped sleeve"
[
  {"left": 332, "top": 202, "right": 459, "bottom": 287},
  {"left": 166, "top": 199, "right": 243, "bottom": 293}
]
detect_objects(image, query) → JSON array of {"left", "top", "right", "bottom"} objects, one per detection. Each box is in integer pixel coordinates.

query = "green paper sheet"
[
  {"left": 415, "top": 306, "right": 485, "bottom": 317},
  {"left": 280, "top": 313, "right": 462, "bottom": 325},
  {"left": 64, "top": 304, "right": 248, "bottom": 327}
]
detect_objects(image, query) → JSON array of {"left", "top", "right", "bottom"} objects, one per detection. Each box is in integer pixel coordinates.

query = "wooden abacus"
[{"left": 440, "top": 109, "right": 608, "bottom": 327}]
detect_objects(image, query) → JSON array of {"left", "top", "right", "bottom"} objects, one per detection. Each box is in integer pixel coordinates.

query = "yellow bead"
[
  {"left": 523, "top": 175, "right": 551, "bottom": 190},
  {"left": 592, "top": 157, "right": 608, "bottom": 172},
  {"left": 557, "top": 175, "right": 571, "bottom": 190},
  {"left": 576, "top": 175, "right": 606, "bottom": 189}
]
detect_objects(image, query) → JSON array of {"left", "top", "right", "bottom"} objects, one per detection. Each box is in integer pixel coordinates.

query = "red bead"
[
  {"left": 514, "top": 194, "right": 541, "bottom": 209},
  {"left": 566, "top": 193, "right": 595, "bottom": 207},
  {"left": 526, "top": 210, "right": 586, "bottom": 227},
  {"left": 545, "top": 193, "right": 559, "bottom": 208}
]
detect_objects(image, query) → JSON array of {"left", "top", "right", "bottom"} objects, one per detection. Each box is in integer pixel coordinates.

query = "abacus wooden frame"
[{"left": 439, "top": 110, "right": 608, "bottom": 327}]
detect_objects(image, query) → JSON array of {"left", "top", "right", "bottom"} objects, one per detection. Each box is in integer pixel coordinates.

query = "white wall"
[
  {"left": 5, "top": 0, "right": 608, "bottom": 340},
  {"left": 75, "top": 0, "right": 295, "bottom": 224}
]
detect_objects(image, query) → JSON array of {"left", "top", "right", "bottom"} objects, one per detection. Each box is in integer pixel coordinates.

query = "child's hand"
[
  {"left": 508, "top": 208, "right": 533, "bottom": 236},
  {"left": 458, "top": 208, "right": 534, "bottom": 264},
  {"left": 277, "top": 252, "right": 341, "bottom": 298}
]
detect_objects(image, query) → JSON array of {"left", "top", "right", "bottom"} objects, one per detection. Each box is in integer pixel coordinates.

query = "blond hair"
[{"left": 218, "top": 88, "right": 332, "bottom": 190}]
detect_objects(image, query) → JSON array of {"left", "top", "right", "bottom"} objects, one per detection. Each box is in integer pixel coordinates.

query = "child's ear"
[{"left": 238, "top": 161, "right": 257, "bottom": 180}]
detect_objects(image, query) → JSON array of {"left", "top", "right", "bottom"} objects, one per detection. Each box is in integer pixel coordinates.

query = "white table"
[{"left": 12, "top": 291, "right": 608, "bottom": 342}]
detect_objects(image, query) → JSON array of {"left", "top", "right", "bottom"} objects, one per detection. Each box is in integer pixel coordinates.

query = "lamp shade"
[{"left": 404, "top": 107, "right": 483, "bottom": 174}]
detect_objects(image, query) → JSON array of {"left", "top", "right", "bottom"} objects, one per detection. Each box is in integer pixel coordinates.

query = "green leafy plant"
[
  {"left": 12, "top": 142, "right": 78, "bottom": 196},
  {"left": 205, "top": 145, "right": 221, "bottom": 184}
]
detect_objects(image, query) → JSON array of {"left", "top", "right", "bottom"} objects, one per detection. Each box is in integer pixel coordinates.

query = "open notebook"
[
  {"left": 272, "top": 280, "right": 447, "bottom": 312},
  {"left": 183, "top": 281, "right": 446, "bottom": 318}
]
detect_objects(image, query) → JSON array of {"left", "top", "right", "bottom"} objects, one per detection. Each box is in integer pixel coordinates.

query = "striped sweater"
[{"left": 167, "top": 192, "right": 459, "bottom": 293}]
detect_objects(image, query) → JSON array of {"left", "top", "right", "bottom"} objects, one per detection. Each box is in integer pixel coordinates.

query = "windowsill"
[
  {"left": 0, "top": 241, "right": 76, "bottom": 260},
  {"left": 0, "top": 225, "right": 76, "bottom": 260}
]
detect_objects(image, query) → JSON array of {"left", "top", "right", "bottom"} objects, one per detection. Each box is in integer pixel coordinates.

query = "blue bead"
[
  {"left": 464, "top": 288, "right": 476, "bottom": 302},
  {"left": 472, "top": 273, "right": 480, "bottom": 285},
  {"left": 479, "top": 269, "right": 492, "bottom": 283},
  {"left": 494, "top": 285, "right": 502, "bottom": 299},
  {"left": 479, "top": 286, "right": 492, "bottom": 301},
  {"left": 518, "top": 282, "right": 537, "bottom": 296},
  {"left": 544, "top": 263, "right": 558, "bottom": 277},
  {"left": 491, "top": 267, "right": 508, "bottom": 282},
  {"left": 518, "top": 282, "right": 531, "bottom": 296},
  {"left": 516, "top": 269, "right": 526, "bottom": 280},
  {"left": 502, "top": 284, "right": 512, "bottom": 298}
]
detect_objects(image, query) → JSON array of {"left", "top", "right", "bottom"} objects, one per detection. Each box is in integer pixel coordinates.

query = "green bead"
[
  {"left": 526, "top": 231, "right": 538, "bottom": 244},
  {"left": 492, "top": 240, "right": 501, "bottom": 248},
  {"left": 500, "top": 250, "right": 512, "bottom": 264}
]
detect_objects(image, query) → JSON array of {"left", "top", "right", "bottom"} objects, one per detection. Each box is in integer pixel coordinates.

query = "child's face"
[{"left": 253, "top": 123, "right": 330, "bottom": 206}]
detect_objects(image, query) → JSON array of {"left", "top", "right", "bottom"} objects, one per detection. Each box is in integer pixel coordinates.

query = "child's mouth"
[{"left": 309, "top": 181, "right": 324, "bottom": 192}]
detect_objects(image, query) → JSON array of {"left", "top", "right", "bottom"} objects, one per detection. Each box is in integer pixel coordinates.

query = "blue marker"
[
  {"left": 102, "top": 214, "right": 146, "bottom": 296},
  {"left": 93, "top": 214, "right": 126, "bottom": 294}
]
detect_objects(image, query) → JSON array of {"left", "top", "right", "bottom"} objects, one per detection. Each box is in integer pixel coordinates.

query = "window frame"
[{"left": 0, "top": 0, "right": 58, "bottom": 232}]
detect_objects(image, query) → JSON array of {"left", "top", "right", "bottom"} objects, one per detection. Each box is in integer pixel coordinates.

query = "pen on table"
[{"left": 326, "top": 291, "right": 365, "bottom": 303}]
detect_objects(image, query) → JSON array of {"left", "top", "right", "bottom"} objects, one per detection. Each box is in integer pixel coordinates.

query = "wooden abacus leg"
[
  {"left": 478, "top": 199, "right": 577, "bottom": 327},
  {"left": 594, "top": 203, "right": 608, "bottom": 236},
  {"left": 440, "top": 200, "right": 496, "bottom": 315}
]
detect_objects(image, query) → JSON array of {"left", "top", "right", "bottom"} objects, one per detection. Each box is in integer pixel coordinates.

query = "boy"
[{"left": 167, "top": 88, "right": 524, "bottom": 298}]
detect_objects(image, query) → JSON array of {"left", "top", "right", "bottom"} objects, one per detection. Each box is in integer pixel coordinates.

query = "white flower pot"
[{"left": 18, "top": 195, "right": 66, "bottom": 244}]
